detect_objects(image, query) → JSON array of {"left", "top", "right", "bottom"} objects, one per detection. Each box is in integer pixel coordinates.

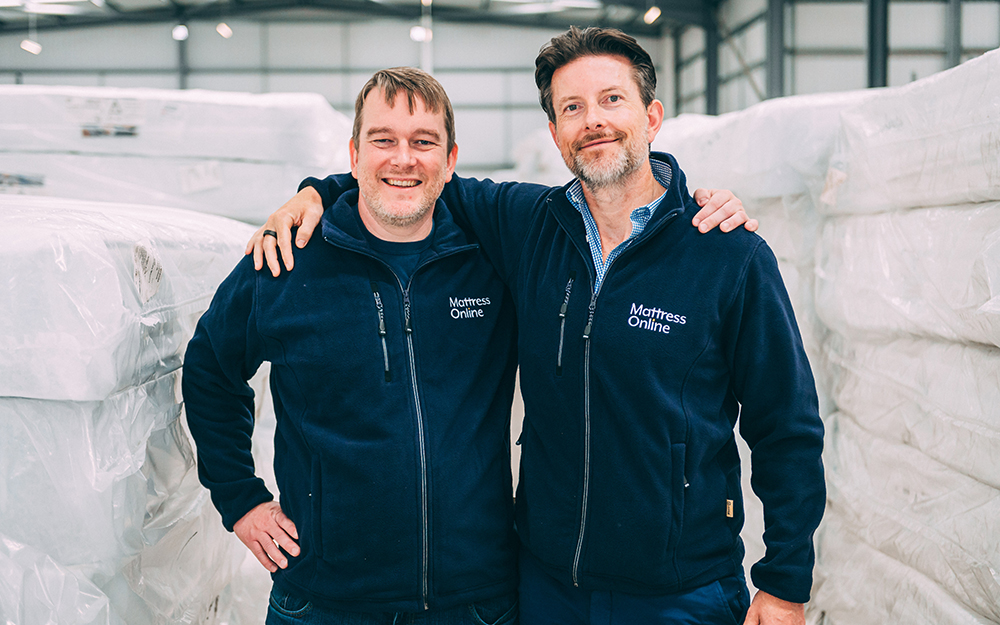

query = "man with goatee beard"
[{"left": 248, "top": 27, "right": 821, "bottom": 625}]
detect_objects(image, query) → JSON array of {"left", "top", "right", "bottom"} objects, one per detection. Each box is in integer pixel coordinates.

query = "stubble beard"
[
  {"left": 567, "top": 131, "right": 648, "bottom": 191},
  {"left": 359, "top": 171, "right": 446, "bottom": 229}
]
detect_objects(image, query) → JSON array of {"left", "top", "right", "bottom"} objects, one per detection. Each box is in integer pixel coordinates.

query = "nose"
[
  {"left": 390, "top": 142, "right": 418, "bottom": 168},
  {"left": 584, "top": 105, "right": 605, "bottom": 131}
]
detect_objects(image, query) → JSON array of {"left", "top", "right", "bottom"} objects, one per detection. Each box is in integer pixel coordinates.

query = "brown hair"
[
  {"left": 535, "top": 27, "right": 657, "bottom": 124},
  {"left": 352, "top": 67, "right": 456, "bottom": 152}
]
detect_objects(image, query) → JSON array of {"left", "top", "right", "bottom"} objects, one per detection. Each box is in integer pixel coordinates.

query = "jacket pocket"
[
  {"left": 310, "top": 457, "right": 324, "bottom": 556},
  {"left": 668, "top": 442, "right": 687, "bottom": 555}
]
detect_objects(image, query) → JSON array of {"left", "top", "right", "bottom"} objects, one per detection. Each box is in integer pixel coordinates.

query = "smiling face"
[
  {"left": 350, "top": 88, "right": 458, "bottom": 238},
  {"left": 548, "top": 54, "right": 662, "bottom": 190}
]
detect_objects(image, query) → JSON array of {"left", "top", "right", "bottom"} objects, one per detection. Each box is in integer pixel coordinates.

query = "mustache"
[{"left": 572, "top": 131, "right": 626, "bottom": 152}]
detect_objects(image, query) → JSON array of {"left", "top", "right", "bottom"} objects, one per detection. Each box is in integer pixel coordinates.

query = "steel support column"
[
  {"left": 945, "top": 0, "right": 962, "bottom": 68},
  {"left": 867, "top": 0, "right": 888, "bottom": 88},
  {"left": 178, "top": 33, "right": 189, "bottom": 89},
  {"left": 673, "top": 27, "right": 683, "bottom": 114},
  {"left": 704, "top": 7, "right": 719, "bottom": 114},
  {"left": 766, "top": 0, "right": 784, "bottom": 98}
]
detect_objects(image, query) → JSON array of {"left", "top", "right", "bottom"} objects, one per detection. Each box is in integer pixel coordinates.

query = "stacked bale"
[
  {"left": 0, "top": 86, "right": 351, "bottom": 224},
  {"left": 1, "top": 196, "right": 258, "bottom": 625},
  {"left": 810, "top": 48, "right": 1000, "bottom": 624}
]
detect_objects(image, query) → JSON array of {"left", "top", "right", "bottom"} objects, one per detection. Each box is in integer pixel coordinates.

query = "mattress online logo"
[
  {"left": 450, "top": 296, "right": 491, "bottom": 319},
  {"left": 628, "top": 303, "right": 686, "bottom": 334}
]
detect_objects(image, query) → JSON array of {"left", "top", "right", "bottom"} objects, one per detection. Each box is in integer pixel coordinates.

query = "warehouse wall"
[
  {"left": 676, "top": 0, "right": 1000, "bottom": 114},
  {"left": 0, "top": 21, "right": 669, "bottom": 178}
]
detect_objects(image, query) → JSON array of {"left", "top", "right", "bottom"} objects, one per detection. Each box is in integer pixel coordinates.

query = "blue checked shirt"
[{"left": 567, "top": 158, "right": 673, "bottom": 292}]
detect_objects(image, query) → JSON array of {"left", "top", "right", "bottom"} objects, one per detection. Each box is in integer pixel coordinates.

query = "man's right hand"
[
  {"left": 234, "top": 501, "right": 301, "bottom": 572},
  {"left": 246, "top": 186, "right": 325, "bottom": 277}
]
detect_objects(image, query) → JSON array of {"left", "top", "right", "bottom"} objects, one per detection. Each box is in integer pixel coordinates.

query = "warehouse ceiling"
[{"left": 0, "top": 0, "right": 710, "bottom": 37}]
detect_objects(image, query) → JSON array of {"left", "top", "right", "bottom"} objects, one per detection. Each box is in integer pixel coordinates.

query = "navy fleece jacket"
[
  {"left": 182, "top": 191, "right": 518, "bottom": 612},
  {"left": 303, "top": 152, "right": 826, "bottom": 603}
]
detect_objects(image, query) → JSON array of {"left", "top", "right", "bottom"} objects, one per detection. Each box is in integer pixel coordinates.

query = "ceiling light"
[
  {"left": 172, "top": 24, "right": 188, "bottom": 41},
  {"left": 421, "top": 0, "right": 431, "bottom": 6},
  {"left": 216, "top": 22, "right": 232, "bottom": 38},
  {"left": 410, "top": 25, "right": 432, "bottom": 42},
  {"left": 643, "top": 5, "right": 660, "bottom": 23},
  {"left": 20, "top": 39, "right": 42, "bottom": 54}
]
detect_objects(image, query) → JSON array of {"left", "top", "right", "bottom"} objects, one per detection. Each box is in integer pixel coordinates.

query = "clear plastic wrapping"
[
  {"left": 2, "top": 195, "right": 258, "bottom": 625},
  {"left": 0, "top": 86, "right": 352, "bottom": 223},
  {"left": 2, "top": 195, "right": 256, "bottom": 401},
  {"left": 820, "top": 48, "right": 1000, "bottom": 215},
  {"left": 0, "top": 86, "right": 347, "bottom": 169},
  {"left": 816, "top": 202, "right": 1000, "bottom": 347},
  {"left": 813, "top": 413, "right": 1000, "bottom": 623},
  {"left": 654, "top": 90, "right": 874, "bottom": 202},
  {"left": 825, "top": 334, "right": 1000, "bottom": 489}
]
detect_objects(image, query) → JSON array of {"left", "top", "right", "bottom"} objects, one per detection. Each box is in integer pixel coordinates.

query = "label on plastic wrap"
[
  {"left": 179, "top": 161, "right": 224, "bottom": 195},
  {"left": 0, "top": 172, "right": 45, "bottom": 193},
  {"left": 134, "top": 244, "right": 163, "bottom": 304},
  {"left": 66, "top": 96, "right": 145, "bottom": 137},
  {"left": 820, "top": 168, "right": 847, "bottom": 208},
  {"left": 983, "top": 130, "right": 1000, "bottom": 189}
]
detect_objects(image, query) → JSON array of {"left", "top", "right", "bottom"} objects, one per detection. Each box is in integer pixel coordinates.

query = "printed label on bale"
[
  {"left": 133, "top": 244, "right": 163, "bottom": 304},
  {"left": 66, "top": 96, "right": 145, "bottom": 137}
]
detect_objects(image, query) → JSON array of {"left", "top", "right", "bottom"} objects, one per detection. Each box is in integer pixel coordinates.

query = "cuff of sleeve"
[
  {"left": 217, "top": 480, "right": 274, "bottom": 532},
  {"left": 750, "top": 563, "right": 813, "bottom": 604},
  {"left": 299, "top": 177, "right": 332, "bottom": 208}
]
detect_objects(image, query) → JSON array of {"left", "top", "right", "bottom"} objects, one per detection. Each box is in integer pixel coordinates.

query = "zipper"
[
  {"left": 567, "top": 207, "right": 683, "bottom": 586},
  {"left": 571, "top": 289, "right": 598, "bottom": 586},
  {"left": 370, "top": 282, "right": 391, "bottom": 381},
  {"left": 323, "top": 234, "right": 478, "bottom": 610},
  {"left": 555, "top": 271, "right": 577, "bottom": 376},
  {"left": 403, "top": 287, "right": 431, "bottom": 610}
]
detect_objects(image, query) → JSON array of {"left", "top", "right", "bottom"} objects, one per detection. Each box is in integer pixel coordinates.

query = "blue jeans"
[
  {"left": 518, "top": 550, "right": 750, "bottom": 625},
  {"left": 265, "top": 587, "right": 518, "bottom": 625}
]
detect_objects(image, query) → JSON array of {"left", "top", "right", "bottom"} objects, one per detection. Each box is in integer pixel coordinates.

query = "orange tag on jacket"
[{"left": 726, "top": 499, "right": 734, "bottom": 518}]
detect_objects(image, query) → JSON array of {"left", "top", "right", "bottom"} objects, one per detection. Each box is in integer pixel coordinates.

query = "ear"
[
  {"left": 645, "top": 99, "right": 665, "bottom": 144},
  {"left": 548, "top": 120, "right": 559, "bottom": 147},
  {"left": 349, "top": 137, "right": 359, "bottom": 178},
  {"left": 444, "top": 143, "right": 459, "bottom": 182}
]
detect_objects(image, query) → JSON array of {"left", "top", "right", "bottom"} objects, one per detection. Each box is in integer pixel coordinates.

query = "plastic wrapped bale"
[
  {"left": 1, "top": 196, "right": 259, "bottom": 401},
  {"left": 819, "top": 48, "right": 1000, "bottom": 216},
  {"left": 815, "top": 202, "right": 1000, "bottom": 346},
  {"left": 0, "top": 153, "right": 334, "bottom": 226},
  {"left": 0, "top": 86, "right": 352, "bottom": 224},
  {"left": 825, "top": 335, "right": 1000, "bottom": 490},
  {"left": 1, "top": 195, "right": 258, "bottom": 625},
  {"left": 654, "top": 90, "right": 875, "bottom": 203},
  {"left": 811, "top": 514, "right": 999, "bottom": 625},
  {"left": 811, "top": 413, "right": 1000, "bottom": 624}
]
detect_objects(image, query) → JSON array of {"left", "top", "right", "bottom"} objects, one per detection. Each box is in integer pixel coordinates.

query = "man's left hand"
[
  {"left": 742, "top": 590, "right": 804, "bottom": 625},
  {"left": 692, "top": 188, "right": 758, "bottom": 233}
]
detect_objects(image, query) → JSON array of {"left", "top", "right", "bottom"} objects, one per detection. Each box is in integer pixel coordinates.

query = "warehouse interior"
[{"left": 2, "top": 0, "right": 1000, "bottom": 624}]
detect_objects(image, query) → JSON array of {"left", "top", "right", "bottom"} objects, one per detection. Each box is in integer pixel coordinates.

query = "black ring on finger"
[{"left": 263, "top": 229, "right": 278, "bottom": 239}]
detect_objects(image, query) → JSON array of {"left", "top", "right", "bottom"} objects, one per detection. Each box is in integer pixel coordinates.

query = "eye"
[
  {"left": 565, "top": 104, "right": 579, "bottom": 112},
  {"left": 607, "top": 95, "right": 621, "bottom": 103}
]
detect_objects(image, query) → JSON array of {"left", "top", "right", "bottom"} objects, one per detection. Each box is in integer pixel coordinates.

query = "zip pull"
[
  {"left": 403, "top": 289, "right": 413, "bottom": 334},
  {"left": 582, "top": 291, "right": 598, "bottom": 339},
  {"left": 556, "top": 271, "right": 577, "bottom": 376},
  {"left": 370, "top": 282, "right": 391, "bottom": 382}
]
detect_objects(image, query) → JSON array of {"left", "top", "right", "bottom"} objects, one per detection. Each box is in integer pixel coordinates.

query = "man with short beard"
[
  {"left": 183, "top": 68, "right": 523, "bottom": 625},
  {"left": 248, "top": 28, "right": 819, "bottom": 625}
]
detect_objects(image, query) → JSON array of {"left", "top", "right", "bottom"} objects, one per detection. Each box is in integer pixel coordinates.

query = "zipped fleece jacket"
[
  {"left": 182, "top": 190, "right": 519, "bottom": 612},
  {"left": 303, "top": 152, "right": 826, "bottom": 604}
]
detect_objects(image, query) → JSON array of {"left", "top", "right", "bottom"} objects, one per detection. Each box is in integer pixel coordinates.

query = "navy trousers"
[{"left": 518, "top": 550, "right": 750, "bottom": 625}]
